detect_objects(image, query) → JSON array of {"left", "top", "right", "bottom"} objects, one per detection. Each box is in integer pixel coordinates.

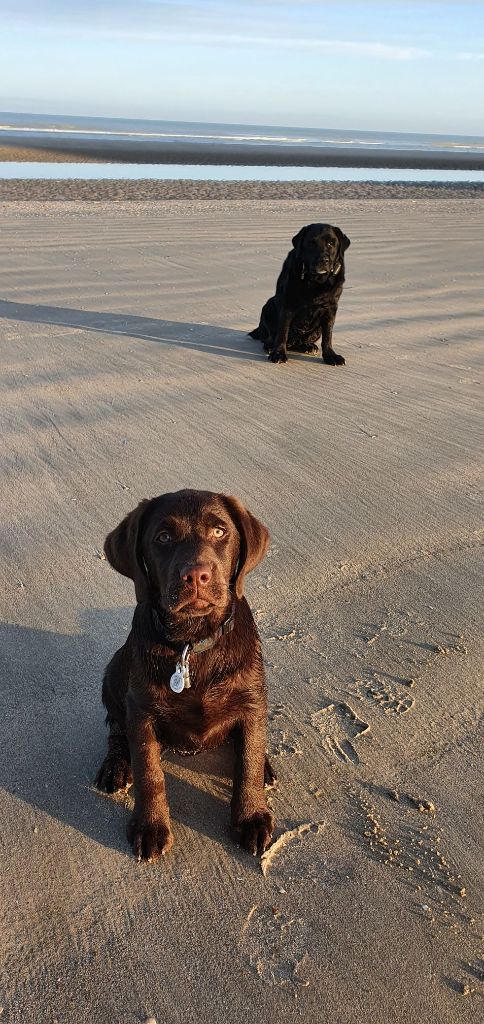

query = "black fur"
[{"left": 249, "top": 222, "right": 350, "bottom": 365}]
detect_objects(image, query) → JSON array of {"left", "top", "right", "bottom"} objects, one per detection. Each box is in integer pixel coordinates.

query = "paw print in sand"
[
  {"left": 311, "top": 701, "right": 369, "bottom": 765},
  {"left": 359, "top": 677, "right": 415, "bottom": 715}
]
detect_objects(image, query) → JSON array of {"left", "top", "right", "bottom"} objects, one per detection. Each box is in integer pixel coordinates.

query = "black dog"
[{"left": 249, "top": 222, "right": 350, "bottom": 364}]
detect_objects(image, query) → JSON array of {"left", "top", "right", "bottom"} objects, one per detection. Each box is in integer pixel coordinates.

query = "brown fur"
[{"left": 96, "top": 489, "right": 275, "bottom": 861}]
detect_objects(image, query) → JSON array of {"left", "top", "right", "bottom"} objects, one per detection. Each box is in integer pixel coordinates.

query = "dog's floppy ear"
[
  {"left": 335, "top": 227, "right": 351, "bottom": 251},
  {"left": 221, "top": 495, "right": 270, "bottom": 599},
  {"left": 104, "top": 499, "right": 153, "bottom": 602},
  {"left": 292, "top": 225, "right": 310, "bottom": 279},
  {"left": 292, "top": 225, "right": 309, "bottom": 250}
]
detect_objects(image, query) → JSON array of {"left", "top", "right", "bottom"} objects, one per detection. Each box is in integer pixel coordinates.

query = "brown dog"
[{"left": 96, "top": 489, "right": 275, "bottom": 861}]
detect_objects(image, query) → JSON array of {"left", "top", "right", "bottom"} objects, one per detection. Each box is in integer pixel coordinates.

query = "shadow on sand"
[
  {"left": 0, "top": 610, "right": 258, "bottom": 867},
  {"left": 0, "top": 298, "right": 329, "bottom": 364},
  {"left": 0, "top": 298, "right": 265, "bottom": 362}
]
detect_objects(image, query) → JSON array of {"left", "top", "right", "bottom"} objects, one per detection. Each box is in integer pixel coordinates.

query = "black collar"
[{"left": 151, "top": 605, "right": 235, "bottom": 657}]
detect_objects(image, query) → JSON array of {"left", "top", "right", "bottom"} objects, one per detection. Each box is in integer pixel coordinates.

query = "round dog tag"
[{"left": 170, "top": 670, "right": 185, "bottom": 693}]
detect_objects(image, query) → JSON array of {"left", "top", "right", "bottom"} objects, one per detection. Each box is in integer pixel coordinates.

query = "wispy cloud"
[
  {"left": 4, "top": 1, "right": 484, "bottom": 63},
  {"left": 66, "top": 26, "right": 430, "bottom": 59},
  {"left": 13, "top": 18, "right": 434, "bottom": 61},
  {"left": 203, "top": 36, "right": 433, "bottom": 59},
  {"left": 456, "top": 51, "right": 484, "bottom": 60},
  {"left": 0, "top": 2, "right": 434, "bottom": 59}
]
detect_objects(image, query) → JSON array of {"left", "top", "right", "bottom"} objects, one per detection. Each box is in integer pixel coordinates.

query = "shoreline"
[
  {"left": 1, "top": 137, "right": 484, "bottom": 169},
  {"left": 1, "top": 178, "right": 484, "bottom": 202}
]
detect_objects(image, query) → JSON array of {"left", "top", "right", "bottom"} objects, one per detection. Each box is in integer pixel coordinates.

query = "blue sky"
[{"left": 1, "top": 1, "right": 484, "bottom": 133}]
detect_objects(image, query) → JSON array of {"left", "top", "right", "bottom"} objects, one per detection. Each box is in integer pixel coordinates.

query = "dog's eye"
[
  {"left": 157, "top": 530, "right": 171, "bottom": 544},
  {"left": 212, "top": 526, "right": 226, "bottom": 539}
]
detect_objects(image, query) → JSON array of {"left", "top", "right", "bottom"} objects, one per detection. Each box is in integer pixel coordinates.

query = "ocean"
[
  {"left": 2, "top": 112, "right": 484, "bottom": 153},
  {"left": 1, "top": 112, "right": 484, "bottom": 183}
]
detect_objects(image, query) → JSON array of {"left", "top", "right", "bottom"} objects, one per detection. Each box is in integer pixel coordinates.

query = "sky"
[{"left": 1, "top": 1, "right": 484, "bottom": 134}]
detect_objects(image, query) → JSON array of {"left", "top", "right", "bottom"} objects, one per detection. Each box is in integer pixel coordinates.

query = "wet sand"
[
  {"left": 1, "top": 135, "right": 484, "bottom": 169},
  {"left": 0, "top": 192, "right": 483, "bottom": 1024}
]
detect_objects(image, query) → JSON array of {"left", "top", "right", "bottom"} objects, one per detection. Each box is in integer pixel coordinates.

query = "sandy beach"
[
  {"left": 1, "top": 179, "right": 484, "bottom": 203},
  {"left": 0, "top": 187, "right": 483, "bottom": 1024}
]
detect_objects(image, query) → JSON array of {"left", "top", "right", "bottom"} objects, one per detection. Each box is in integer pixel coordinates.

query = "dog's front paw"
[
  {"left": 95, "top": 755, "right": 132, "bottom": 794},
  {"left": 268, "top": 348, "right": 288, "bottom": 364},
  {"left": 323, "top": 348, "right": 345, "bottom": 366},
  {"left": 234, "top": 809, "right": 275, "bottom": 856},
  {"left": 127, "top": 815, "right": 174, "bottom": 862}
]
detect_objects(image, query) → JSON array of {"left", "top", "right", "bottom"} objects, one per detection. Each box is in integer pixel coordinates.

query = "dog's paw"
[
  {"left": 95, "top": 755, "right": 132, "bottom": 793},
  {"left": 235, "top": 809, "right": 275, "bottom": 856},
  {"left": 268, "top": 348, "right": 288, "bottom": 364},
  {"left": 127, "top": 815, "right": 174, "bottom": 862},
  {"left": 323, "top": 349, "right": 345, "bottom": 366}
]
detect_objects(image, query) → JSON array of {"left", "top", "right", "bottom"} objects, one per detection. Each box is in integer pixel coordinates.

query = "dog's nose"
[{"left": 180, "top": 563, "right": 212, "bottom": 587}]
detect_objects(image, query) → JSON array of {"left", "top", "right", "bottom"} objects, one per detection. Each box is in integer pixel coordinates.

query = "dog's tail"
[{"left": 248, "top": 326, "right": 263, "bottom": 340}]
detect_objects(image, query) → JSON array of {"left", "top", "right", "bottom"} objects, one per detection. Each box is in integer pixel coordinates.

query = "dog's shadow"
[
  {"left": 0, "top": 298, "right": 262, "bottom": 363},
  {"left": 0, "top": 297, "right": 322, "bottom": 365},
  {"left": 0, "top": 610, "right": 256, "bottom": 865}
]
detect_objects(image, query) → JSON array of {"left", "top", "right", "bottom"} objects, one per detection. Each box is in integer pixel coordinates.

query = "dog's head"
[
  {"left": 292, "top": 222, "right": 350, "bottom": 281},
  {"left": 104, "top": 489, "right": 269, "bottom": 619}
]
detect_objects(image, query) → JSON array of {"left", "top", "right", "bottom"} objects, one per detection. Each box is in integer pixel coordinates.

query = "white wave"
[{"left": 0, "top": 124, "right": 307, "bottom": 144}]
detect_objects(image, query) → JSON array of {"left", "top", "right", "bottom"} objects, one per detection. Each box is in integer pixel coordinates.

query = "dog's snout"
[
  {"left": 180, "top": 563, "right": 212, "bottom": 587},
  {"left": 313, "top": 253, "right": 331, "bottom": 270}
]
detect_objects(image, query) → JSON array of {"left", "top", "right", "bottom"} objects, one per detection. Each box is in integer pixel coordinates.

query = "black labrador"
[{"left": 249, "top": 222, "right": 350, "bottom": 364}]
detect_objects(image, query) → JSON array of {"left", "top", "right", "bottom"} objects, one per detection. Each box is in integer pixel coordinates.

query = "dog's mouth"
[
  {"left": 176, "top": 597, "right": 214, "bottom": 615},
  {"left": 168, "top": 589, "right": 229, "bottom": 617},
  {"left": 314, "top": 261, "right": 341, "bottom": 277},
  {"left": 161, "top": 576, "right": 231, "bottom": 618}
]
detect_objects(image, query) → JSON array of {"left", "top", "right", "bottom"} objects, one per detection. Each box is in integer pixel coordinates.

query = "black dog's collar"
[{"left": 151, "top": 605, "right": 235, "bottom": 657}]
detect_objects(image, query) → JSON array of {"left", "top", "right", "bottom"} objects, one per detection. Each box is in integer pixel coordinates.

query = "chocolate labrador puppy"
[
  {"left": 96, "top": 489, "right": 275, "bottom": 861},
  {"left": 249, "top": 222, "right": 350, "bottom": 364}
]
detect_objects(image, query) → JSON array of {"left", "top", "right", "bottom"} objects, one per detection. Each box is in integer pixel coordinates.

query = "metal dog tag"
[
  {"left": 169, "top": 645, "right": 191, "bottom": 693},
  {"left": 169, "top": 669, "right": 185, "bottom": 693}
]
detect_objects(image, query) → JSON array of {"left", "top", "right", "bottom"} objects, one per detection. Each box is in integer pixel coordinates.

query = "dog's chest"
[
  {"left": 152, "top": 681, "right": 245, "bottom": 751},
  {"left": 293, "top": 289, "right": 330, "bottom": 321}
]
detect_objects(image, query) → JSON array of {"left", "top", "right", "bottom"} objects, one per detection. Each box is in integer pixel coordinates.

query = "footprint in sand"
[
  {"left": 240, "top": 905, "right": 309, "bottom": 989},
  {"left": 358, "top": 676, "right": 415, "bottom": 715},
  {"left": 311, "top": 701, "right": 369, "bottom": 765},
  {"left": 269, "top": 705, "right": 303, "bottom": 758},
  {"left": 270, "top": 729, "right": 303, "bottom": 758},
  {"left": 268, "top": 703, "right": 285, "bottom": 722}
]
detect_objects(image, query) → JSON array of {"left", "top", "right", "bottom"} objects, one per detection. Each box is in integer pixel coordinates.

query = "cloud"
[
  {"left": 456, "top": 51, "right": 484, "bottom": 60},
  {"left": 4, "top": 1, "right": 484, "bottom": 63},
  {"left": 96, "top": 31, "right": 432, "bottom": 60},
  {"left": 210, "top": 36, "right": 432, "bottom": 59},
  {"left": 3, "top": 2, "right": 433, "bottom": 62}
]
